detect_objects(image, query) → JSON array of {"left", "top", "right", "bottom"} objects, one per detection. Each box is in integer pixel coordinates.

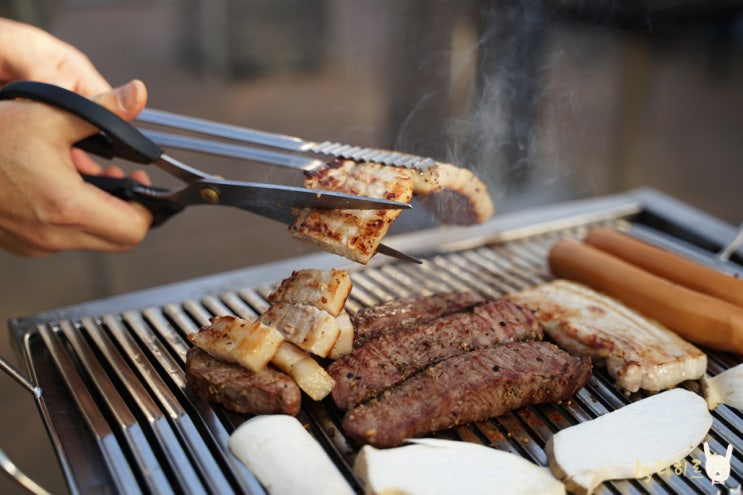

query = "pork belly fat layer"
[{"left": 267, "top": 268, "right": 351, "bottom": 317}]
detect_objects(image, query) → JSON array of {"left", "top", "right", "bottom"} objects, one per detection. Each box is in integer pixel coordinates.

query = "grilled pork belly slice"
[
  {"left": 291, "top": 159, "right": 413, "bottom": 264},
  {"left": 507, "top": 279, "right": 707, "bottom": 393},
  {"left": 258, "top": 302, "right": 341, "bottom": 358},
  {"left": 185, "top": 347, "right": 300, "bottom": 416},
  {"left": 342, "top": 340, "right": 592, "bottom": 448},
  {"left": 187, "top": 315, "right": 284, "bottom": 372},
  {"left": 267, "top": 268, "right": 352, "bottom": 317},
  {"left": 412, "top": 161, "right": 494, "bottom": 225},
  {"left": 351, "top": 291, "right": 487, "bottom": 347},
  {"left": 330, "top": 299, "right": 543, "bottom": 410}
]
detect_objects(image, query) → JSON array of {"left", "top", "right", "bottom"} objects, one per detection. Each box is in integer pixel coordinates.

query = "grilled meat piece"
[
  {"left": 258, "top": 302, "right": 341, "bottom": 358},
  {"left": 291, "top": 159, "right": 413, "bottom": 264},
  {"left": 351, "top": 291, "right": 486, "bottom": 347},
  {"left": 411, "top": 162, "right": 494, "bottom": 225},
  {"left": 342, "top": 340, "right": 592, "bottom": 447},
  {"left": 185, "top": 347, "right": 301, "bottom": 416},
  {"left": 330, "top": 299, "right": 543, "bottom": 410},
  {"left": 507, "top": 280, "right": 707, "bottom": 393},
  {"left": 188, "top": 315, "right": 284, "bottom": 372},
  {"left": 267, "top": 268, "right": 352, "bottom": 317}
]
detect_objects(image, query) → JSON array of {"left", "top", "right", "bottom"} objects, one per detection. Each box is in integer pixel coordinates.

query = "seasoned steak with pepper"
[
  {"left": 342, "top": 340, "right": 592, "bottom": 447},
  {"left": 185, "top": 347, "right": 301, "bottom": 416},
  {"left": 351, "top": 291, "right": 486, "bottom": 347},
  {"left": 330, "top": 299, "right": 543, "bottom": 410}
]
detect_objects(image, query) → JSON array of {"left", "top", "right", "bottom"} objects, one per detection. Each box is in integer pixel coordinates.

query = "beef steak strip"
[
  {"left": 351, "top": 291, "right": 486, "bottom": 347},
  {"left": 330, "top": 299, "right": 543, "bottom": 410},
  {"left": 185, "top": 347, "right": 301, "bottom": 416},
  {"left": 342, "top": 340, "right": 592, "bottom": 448}
]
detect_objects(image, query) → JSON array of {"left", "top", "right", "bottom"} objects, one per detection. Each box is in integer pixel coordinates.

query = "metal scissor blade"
[
  {"left": 179, "top": 179, "right": 413, "bottom": 211},
  {"left": 240, "top": 206, "right": 421, "bottom": 264}
]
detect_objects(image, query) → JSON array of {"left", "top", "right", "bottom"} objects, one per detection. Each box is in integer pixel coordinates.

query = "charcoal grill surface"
[{"left": 8, "top": 188, "right": 743, "bottom": 495}]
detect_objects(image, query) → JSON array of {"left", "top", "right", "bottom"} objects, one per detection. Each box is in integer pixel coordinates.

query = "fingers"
[
  {"left": 0, "top": 212, "right": 148, "bottom": 257},
  {"left": 71, "top": 147, "right": 152, "bottom": 185},
  {"left": 4, "top": 182, "right": 153, "bottom": 255},
  {"left": 70, "top": 147, "right": 103, "bottom": 175}
]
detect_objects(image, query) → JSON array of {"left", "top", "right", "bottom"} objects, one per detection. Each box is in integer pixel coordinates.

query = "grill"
[{"left": 7, "top": 188, "right": 743, "bottom": 495}]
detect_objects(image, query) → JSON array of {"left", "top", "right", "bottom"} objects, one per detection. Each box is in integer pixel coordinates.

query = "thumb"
[
  {"left": 46, "top": 79, "right": 148, "bottom": 146},
  {"left": 91, "top": 79, "right": 147, "bottom": 122}
]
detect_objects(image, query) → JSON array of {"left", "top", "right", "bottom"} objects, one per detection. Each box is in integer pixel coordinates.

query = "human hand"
[
  {"left": 0, "top": 80, "right": 154, "bottom": 257},
  {"left": 0, "top": 17, "right": 110, "bottom": 96}
]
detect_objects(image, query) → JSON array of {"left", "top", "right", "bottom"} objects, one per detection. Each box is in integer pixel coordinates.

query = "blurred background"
[{"left": 1, "top": 0, "right": 742, "bottom": 493}]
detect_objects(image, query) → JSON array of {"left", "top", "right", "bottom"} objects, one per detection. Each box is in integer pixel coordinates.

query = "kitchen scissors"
[{"left": 0, "top": 81, "right": 418, "bottom": 262}]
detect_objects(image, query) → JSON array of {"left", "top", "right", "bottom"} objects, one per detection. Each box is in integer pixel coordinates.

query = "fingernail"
[{"left": 114, "top": 82, "right": 136, "bottom": 109}]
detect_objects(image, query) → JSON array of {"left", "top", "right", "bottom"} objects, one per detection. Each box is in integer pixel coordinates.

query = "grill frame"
[{"left": 8, "top": 187, "right": 743, "bottom": 495}]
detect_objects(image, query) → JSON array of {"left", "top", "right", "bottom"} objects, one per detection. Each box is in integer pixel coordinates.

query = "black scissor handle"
[
  {"left": 81, "top": 174, "right": 183, "bottom": 227},
  {"left": 0, "top": 81, "right": 162, "bottom": 164}
]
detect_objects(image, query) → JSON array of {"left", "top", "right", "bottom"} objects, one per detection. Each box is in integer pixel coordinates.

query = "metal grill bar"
[
  {"left": 37, "top": 323, "right": 142, "bottom": 494},
  {"left": 58, "top": 318, "right": 174, "bottom": 494},
  {"left": 101, "top": 314, "right": 234, "bottom": 494},
  {"left": 134, "top": 307, "right": 266, "bottom": 494}
]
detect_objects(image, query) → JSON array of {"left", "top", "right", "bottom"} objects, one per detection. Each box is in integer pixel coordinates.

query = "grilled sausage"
[
  {"left": 584, "top": 227, "right": 743, "bottom": 308},
  {"left": 548, "top": 240, "right": 743, "bottom": 355}
]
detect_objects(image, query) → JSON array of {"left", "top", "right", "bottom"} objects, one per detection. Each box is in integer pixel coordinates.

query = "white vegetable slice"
[
  {"left": 546, "top": 388, "right": 712, "bottom": 495},
  {"left": 353, "top": 438, "right": 565, "bottom": 495},
  {"left": 702, "top": 363, "right": 743, "bottom": 411},
  {"left": 229, "top": 415, "right": 354, "bottom": 495}
]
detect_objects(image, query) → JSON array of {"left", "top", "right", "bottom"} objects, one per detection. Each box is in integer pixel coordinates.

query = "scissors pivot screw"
[{"left": 200, "top": 186, "right": 221, "bottom": 204}]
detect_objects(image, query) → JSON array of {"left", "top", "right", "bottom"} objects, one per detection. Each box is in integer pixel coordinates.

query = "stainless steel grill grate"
[{"left": 9, "top": 189, "right": 743, "bottom": 495}]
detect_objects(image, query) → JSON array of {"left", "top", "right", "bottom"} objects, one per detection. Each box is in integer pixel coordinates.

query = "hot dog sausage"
[
  {"left": 549, "top": 239, "right": 743, "bottom": 355},
  {"left": 585, "top": 227, "right": 743, "bottom": 308}
]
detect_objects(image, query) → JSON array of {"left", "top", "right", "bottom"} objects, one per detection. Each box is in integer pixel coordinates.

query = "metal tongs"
[{"left": 0, "top": 81, "right": 417, "bottom": 262}]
